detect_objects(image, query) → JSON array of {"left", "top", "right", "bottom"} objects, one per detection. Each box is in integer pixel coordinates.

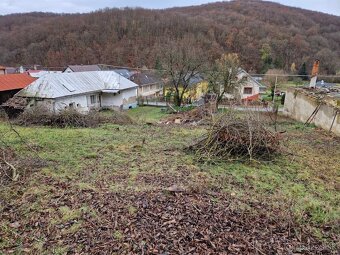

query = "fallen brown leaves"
[
  {"left": 1, "top": 178, "right": 334, "bottom": 254},
  {"left": 0, "top": 147, "right": 45, "bottom": 186}
]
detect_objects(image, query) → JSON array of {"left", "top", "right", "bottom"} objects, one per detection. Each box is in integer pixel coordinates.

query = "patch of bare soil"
[{"left": 1, "top": 179, "right": 335, "bottom": 254}]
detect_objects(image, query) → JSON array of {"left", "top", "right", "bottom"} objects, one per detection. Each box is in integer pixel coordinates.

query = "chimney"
[{"left": 309, "top": 59, "right": 320, "bottom": 88}]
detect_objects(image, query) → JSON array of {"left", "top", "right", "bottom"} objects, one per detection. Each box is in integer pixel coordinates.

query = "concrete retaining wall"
[{"left": 283, "top": 88, "right": 340, "bottom": 136}]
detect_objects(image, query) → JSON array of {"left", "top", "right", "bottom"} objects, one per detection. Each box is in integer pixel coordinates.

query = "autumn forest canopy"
[{"left": 0, "top": 0, "right": 339, "bottom": 74}]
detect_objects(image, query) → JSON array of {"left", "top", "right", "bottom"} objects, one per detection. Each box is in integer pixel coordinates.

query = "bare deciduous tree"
[
  {"left": 162, "top": 38, "right": 206, "bottom": 107},
  {"left": 207, "top": 53, "right": 244, "bottom": 110}
]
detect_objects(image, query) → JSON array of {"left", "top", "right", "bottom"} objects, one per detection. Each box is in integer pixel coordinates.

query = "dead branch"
[{"left": 1, "top": 151, "right": 19, "bottom": 181}]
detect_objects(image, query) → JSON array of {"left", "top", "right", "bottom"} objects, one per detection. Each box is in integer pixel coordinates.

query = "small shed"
[{"left": 0, "top": 74, "right": 37, "bottom": 104}]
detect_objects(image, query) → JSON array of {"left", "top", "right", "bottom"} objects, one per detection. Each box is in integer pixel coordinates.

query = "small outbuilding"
[
  {"left": 0, "top": 74, "right": 37, "bottom": 104},
  {"left": 15, "top": 71, "right": 138, "bottom": 113}
]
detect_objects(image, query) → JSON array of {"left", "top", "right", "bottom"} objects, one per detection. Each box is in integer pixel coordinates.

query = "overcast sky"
[{"left": 0, "top": 0, "right": 339, "bottom": 16}]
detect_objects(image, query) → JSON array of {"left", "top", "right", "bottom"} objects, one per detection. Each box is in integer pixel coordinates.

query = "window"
[
  {"left": 243, "top": 87, "right": 253, "bottom": 95},
  {"left": 69, "top": 103, "right": 75, "bottom": 108},
  {"left": 90, "top": 95, "right": 96, "bottom": 104},
  {"left": 259, "top": 87, "right": 266, "bottom": 93}
]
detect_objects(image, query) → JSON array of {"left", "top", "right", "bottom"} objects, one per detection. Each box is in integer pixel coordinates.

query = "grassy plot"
[{"left": 0, "top": 107, "right": 339, "bottom": 254}]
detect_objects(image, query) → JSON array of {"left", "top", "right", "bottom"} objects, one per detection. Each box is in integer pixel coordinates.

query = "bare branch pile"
[
  {"left": 13, "top": 106, "right": 134, "bottom": 128},
  {"left": 191, "top": 113, "right": 281, "bottom": 160}
]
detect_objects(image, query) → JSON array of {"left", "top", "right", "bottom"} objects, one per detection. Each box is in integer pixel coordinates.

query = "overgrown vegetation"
[
  {"left": 0, "top": 107, "right": 339, "bottom": 254},
  {"left": 13, "top": 106, "right": 134, "bottom": 127}
]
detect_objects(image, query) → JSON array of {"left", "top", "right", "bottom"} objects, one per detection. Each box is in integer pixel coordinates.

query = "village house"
[
  {"left": 164, "top": 74, "right": 209, "bottom": 104},
  {"left": 0, "top": 74, "right": 37, "bottom": 104},
  {"left": 15, "top": 71, "right": 138, "bottom": 113},
  {"left": 237, "top": 69, "right": 266, "bottom": 101},
  {"left": 223, "top": 69, "right": 266, "bottom": 102},
  {"left": 185, "top": 74, "right": 209, "bottom": 102},
  {"left": 130, "top": 71, "right": 163, "bottom": 98}
]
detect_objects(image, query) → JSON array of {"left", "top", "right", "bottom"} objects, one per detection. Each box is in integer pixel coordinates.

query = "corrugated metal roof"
[
  {"left": 29, "top": 70, "right": 62, "bottom": 78},
  {"left": 130, "top": 72, "right": 162, "bottom": 86},
  {"left": 0, "top": 74, "right": 37, "bottom": 92},
  {"left": 238, "top": 69, "right": 266, "bottom": 88},
  {"left": 112, "top": 69, "right": 133, "bottom": 79},
  {"left": 16, "top": 71, "right": 138, "bottom": 99},
  {"left": 66, "top": 65, "right": 102, "bottom": 72}
]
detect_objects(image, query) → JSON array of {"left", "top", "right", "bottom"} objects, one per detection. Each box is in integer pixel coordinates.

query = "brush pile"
[
  {"left": 14, "top": 106, "right": 134, "bottom": 128},
  {"left": 191, "top": 113, "right": 281, "bottom": 160}
]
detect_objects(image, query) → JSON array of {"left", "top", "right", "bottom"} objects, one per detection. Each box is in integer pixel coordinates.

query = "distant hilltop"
[{"left": 0, "top": 1, "right": 339, "bottom": 74}]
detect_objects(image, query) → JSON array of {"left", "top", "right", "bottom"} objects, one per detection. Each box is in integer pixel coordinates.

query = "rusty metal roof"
[
  {"left": 16, "top": 71, "right": 138, "bottom": 99},
  {"left": 0, "top": 74, "right": 37, "bottom": 92}
]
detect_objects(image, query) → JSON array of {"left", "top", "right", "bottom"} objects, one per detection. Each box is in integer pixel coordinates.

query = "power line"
[{"left": 32, "top": 63, "right": 340, "bottom": 78}]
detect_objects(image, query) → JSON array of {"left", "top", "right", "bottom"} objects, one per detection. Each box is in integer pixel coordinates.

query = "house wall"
[
  {"left": 102, "top": 88, "right": 137, "bottom": 110},
  {"left": 238, "top": 72, "right": 260, "bottom": 99},
  {"left": 54, "top": 94, "right": 91, "bottom": 113},
  {"left": 138, "top": 83, "right": 163, "bottom": 97},
  {"left": 30, "top": 94, "right": 97, "bottom": 113},
  {"left": 121, "top": 88, "right": 137, "bottom": 109},
  {"left": 223, "top": 72, "right": 262, "bottom": 101},
  {"left": 283, "top": 88, "right": 340, "bottom": 136},
  {"left": 26, "top": 88, "right": 137, "bottom": 113}
]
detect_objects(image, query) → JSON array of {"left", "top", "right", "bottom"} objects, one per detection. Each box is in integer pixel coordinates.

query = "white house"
[
  {"left": 224, "top": 69, "right": 266, "bottom": 101},
  {"left": 237, "top": 69, "right": 266, "bottom": 101},
  {"left": 15, "top": 71, "right": 138, "bottom": 113}
]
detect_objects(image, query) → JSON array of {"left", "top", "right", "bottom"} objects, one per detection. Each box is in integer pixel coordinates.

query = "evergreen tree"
[{"left": 298, "top": 62, "right": 308, "bottom": 80}]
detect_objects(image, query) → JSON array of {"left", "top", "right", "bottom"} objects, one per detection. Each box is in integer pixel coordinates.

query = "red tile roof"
[
  {"left": 0, "top": 74, "right": 37, "bottom": 92},
  {"left": 243, "top": 93, "right": 260, "bottom": 101}
]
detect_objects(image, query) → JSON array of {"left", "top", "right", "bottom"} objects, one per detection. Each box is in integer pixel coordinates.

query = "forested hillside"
[{"left": 0, "top": 0, "right": 339, "bottom": 74}]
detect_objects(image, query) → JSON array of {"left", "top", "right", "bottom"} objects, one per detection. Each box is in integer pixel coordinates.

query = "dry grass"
[
  {"left": 0, "top": 107, "right": 339, "bottom": 253},
  {"left": 13, "top": 106, "right": 134, "bottom": 127}
]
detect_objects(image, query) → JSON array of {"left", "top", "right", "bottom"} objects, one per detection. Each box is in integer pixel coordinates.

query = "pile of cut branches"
[
  {"left": 191, "top": 113, "right": 281, "bottom": 161},
  {"left": 14, "top": 106, "right": 134, "bottom": 128}
]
